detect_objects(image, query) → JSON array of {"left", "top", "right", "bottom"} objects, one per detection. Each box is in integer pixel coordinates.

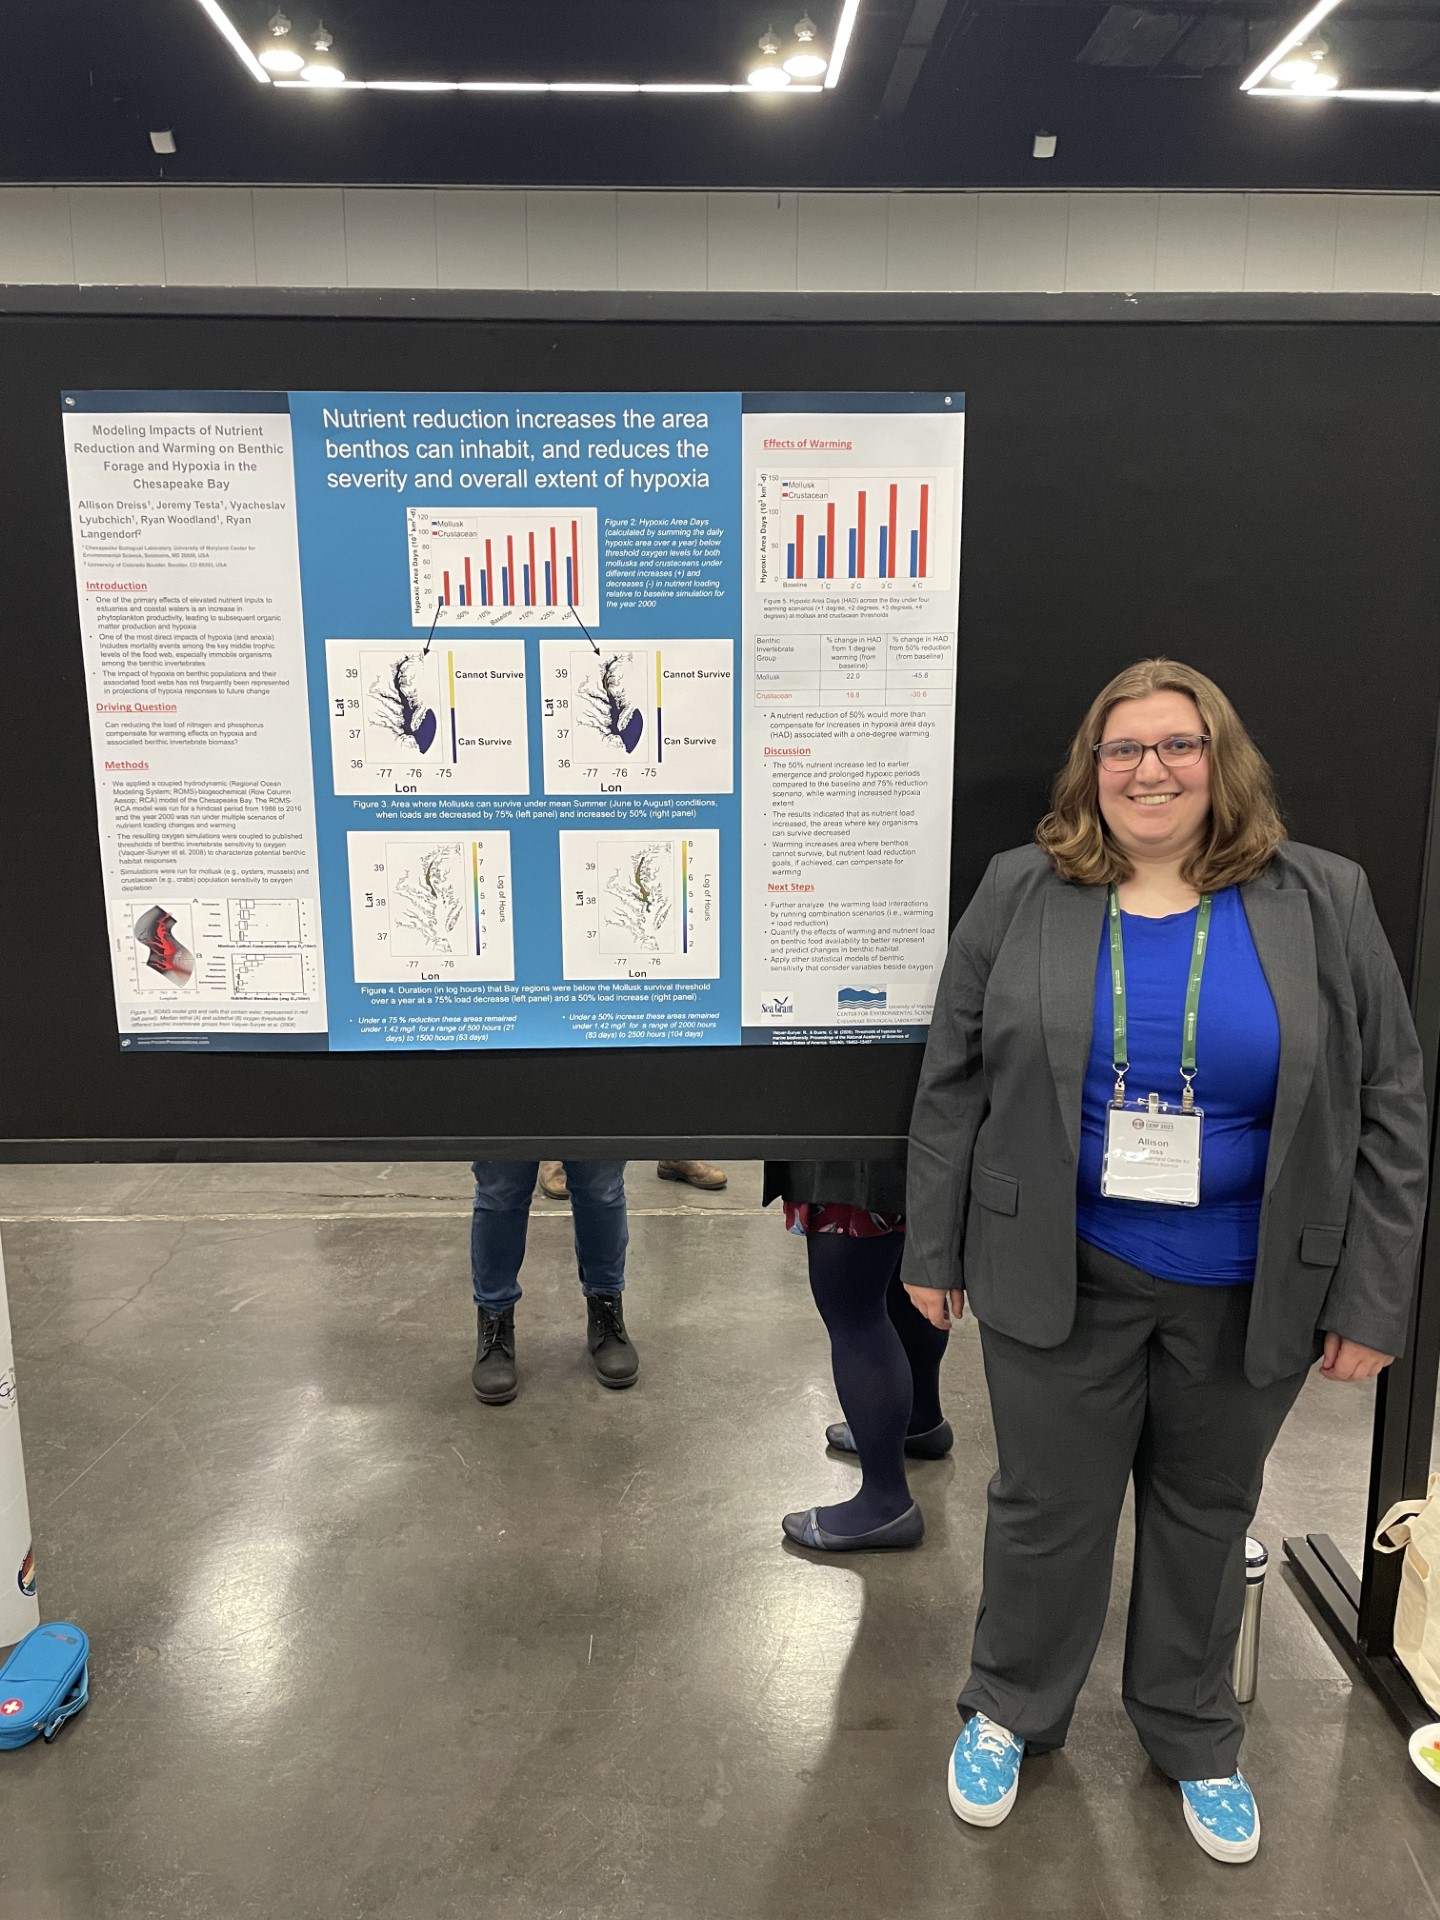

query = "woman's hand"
[
  {"left": 1319, "top": 1333, "right": 1394, "bottom": 1382},
  {"left": 906, "top": 1284, "right": 965, "bottom": 1330}
]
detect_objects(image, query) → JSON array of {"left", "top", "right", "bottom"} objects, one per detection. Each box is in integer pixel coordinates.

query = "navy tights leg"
[
  {"left": 807, "top": 1231, "right": 917, "bottom": 1534},
  {"left": 887, "top": 1268, "right": 949, "bottom": 1434}
]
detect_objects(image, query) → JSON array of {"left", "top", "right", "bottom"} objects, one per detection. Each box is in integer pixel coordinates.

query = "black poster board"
[
  {"left": 3, "top": 294, "right": 1438, "bottom": 1159},
  {"left": 4, "top": 287, "right": 1440, "bottom": 1736}
]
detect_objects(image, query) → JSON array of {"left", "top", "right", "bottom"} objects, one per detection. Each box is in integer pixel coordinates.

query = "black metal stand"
[
  {"left": 1285, "top": 1531, "right": 1434, "bottom": 1736},
  {"left": 1284, "top": 700, "right": 1440, "bottom": 1735}
]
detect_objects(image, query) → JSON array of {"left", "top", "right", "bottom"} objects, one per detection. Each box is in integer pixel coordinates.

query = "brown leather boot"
[
  {"left": 656, "top": 1159, "right": 728, "bottom": 1191},
  {"left": 537, "top": 1160, "right": 569, "bottom": 1200}
]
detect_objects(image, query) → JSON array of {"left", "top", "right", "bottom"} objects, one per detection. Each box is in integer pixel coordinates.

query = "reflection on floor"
[{"left": 0, "top": 1158, "right": 1435, "bottom": 1919}]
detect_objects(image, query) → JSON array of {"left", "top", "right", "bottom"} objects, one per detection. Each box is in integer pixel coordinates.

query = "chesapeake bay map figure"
[
  {"left": 370, "top": 652, "right": 439, "bottom": 758},
  {"left": 391, "top": 845, "right": 465, "bottom": 954},
  {"left": 577, "top": 653, "right": 645, "bottom": 759},
  {"left": 603, "top": 842, "right": 674, "bottom": 954}
]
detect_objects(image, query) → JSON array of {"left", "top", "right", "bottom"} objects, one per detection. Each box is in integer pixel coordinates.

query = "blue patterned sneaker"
[
  {"left": 1179, "top": 1772, "right": 1260, "bottom": 1863},
  {"left": 947, "top": 1713, "right": 1025, "bottom": 1827}
]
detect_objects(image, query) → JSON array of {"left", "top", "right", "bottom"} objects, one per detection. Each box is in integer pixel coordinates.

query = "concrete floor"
[{"left": 0, "top": 1158, "right": 1437, "bottom": 1919}]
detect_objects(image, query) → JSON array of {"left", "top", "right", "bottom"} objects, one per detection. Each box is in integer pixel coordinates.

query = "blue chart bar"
[
  {"left": 786, "top": 542, "right": 796, "bottom": 580},
  {"left": 523, "top": 566, "right": 532, "bottom": 605},
  {"left": 878, "top": 526, "right": 889, "bottom": 576},
  {"left": 848, "top": 529, "right": 857, "bottom": 577},
  {"left": 480, "top": 570, "right": 490, "bottom": 606},
  {"left": 818, "top": 534, "right": 827, "bottom": 577},
  {"left": 565, "top": 556, "right": 575, "bottom": 603},
  {"left": 544, "top": 562, "right": 553, "bottom": 603},
  {"left": 910, "top": 529, "right": 919, "bottom": 578},
  {"left": 459, "top": 584, "right": 467, "bottom": 606},
  {"left": 501, "top": 567, "right": 511, "bottom": 603}
]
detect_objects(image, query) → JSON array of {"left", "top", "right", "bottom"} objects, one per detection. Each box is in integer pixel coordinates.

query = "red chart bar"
[
  {"left": 918, "top": 484, "right": 930, "bottom": 579},
  {"left": 527, "top": 530, "right": 537, "bottom": 607},
  {"left": 506, "top": 534, "right": 516, "bottom": 605},
  {"left": 857, "top": 490, "right": 867, "bottom": 578},
  {"left": 442, "top": 570, "right": 452, "bottom": 606},
  {"left": 549, "top": 525, "right": 559, "bottom": 607},
  {"left": 825, "top": 501, "right": 836, "bottom": 580},
  {"left": 887, "top": 484, "right": 898, "bottom": 579},
  {"left": 484, "top": 539, "right": 494, "bottom": 606},
  {"left": 463, "top": 555, "right": 473, "bottom": 606},
  {"left": 796, "top": 513, "right": 805, "bottom": 578},
  {"left": 570, "top": 519, "right": 580, "bottom": 606}
]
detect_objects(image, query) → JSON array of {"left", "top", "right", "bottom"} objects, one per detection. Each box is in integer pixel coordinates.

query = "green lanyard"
[{"left": 1107, "top": 886, "right": 1213, "bottom": 1113}]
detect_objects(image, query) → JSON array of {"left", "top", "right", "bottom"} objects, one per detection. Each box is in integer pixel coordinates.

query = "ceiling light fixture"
[
  {"left": 149, "top": 129, "right": 178, "bottom": 154},
  {"left": 258, "top": 8, "right": 306, "bottom": 73},
  {"left": 1032, "top": 130, "right": 1057, "bottom": 158},
  {"left": 1248, "top": 83, "right": 1440, "bottom": 100},
  {"left": 748, "top": 26, "right": 792, "bottom": 88},
  {"left": 784, "top": 14, "right": 829, "bottom": 78},
  {"left": 1240, "top": 0, "right": 1344, "bottom": 92},
  {"left": 301, "top": 20, "right": 345, "bottom": 85},
  {"left": 193, "top": 0, "right": 271, "bottom": 82},
  {"left": 825, "top": 0, "right": 862, "bottom": 88},
  {"left": 191, "top": 1, "right": 837, "bottom": 98},
  {"left": 1270, "top": 57, "right": 1316, "bottom": 82}
]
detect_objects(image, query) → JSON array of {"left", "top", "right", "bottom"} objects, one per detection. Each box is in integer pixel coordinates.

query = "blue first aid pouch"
[{"left": 0, "top": 1623, "right": 90, "bottom": 1749}]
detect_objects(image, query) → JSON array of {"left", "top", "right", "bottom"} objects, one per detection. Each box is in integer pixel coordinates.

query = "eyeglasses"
[{"left": 1092, "top": 733, "right": 1210, "bottom": 773}]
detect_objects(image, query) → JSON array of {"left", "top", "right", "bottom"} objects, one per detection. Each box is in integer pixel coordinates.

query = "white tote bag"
[{"left": 1374, "top": 1474, "right": 1440, "bottom": 1715}]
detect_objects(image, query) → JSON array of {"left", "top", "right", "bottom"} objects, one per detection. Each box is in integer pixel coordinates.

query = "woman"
[
  {"left": 765, "top": 1157, "right": 951, "bottom": 1551},
  {"left": 902, "top": 659, "right": 1428, "bottom": 1863}
]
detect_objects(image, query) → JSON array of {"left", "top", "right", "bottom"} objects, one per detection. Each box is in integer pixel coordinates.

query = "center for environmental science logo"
[{"left": 838, "top": 987, "right": 887, "bottom": 1010}]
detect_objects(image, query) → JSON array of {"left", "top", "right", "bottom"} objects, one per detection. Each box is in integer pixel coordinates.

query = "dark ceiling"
[{"left": 7, "top": 0, "right": 1440, "bottom": 190}]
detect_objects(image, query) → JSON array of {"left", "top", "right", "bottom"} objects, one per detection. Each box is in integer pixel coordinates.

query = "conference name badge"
[{"left": 1101, "top": 1099, "right": 1203, "bottom": 1208}]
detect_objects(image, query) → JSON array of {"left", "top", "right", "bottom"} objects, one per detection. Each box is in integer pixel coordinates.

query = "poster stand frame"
[{"left": 1283, "top": 672, "right": 1440, "bottom": 1735}]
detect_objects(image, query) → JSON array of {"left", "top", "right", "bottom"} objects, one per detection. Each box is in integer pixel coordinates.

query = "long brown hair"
[{"left": 1036, "top": 659, "right": 1285, "bottom": 889}]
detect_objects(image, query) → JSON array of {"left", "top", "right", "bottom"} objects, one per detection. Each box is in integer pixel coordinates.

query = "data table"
[{"left": 753, "top": 631, "right": 955, "bottom": 707}]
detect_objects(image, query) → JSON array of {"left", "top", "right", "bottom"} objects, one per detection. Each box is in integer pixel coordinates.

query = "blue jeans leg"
[
  {"left": 470, "top": 1160, "right": 540, "bottom": 1313},
  {"left": 564, "top": 1160, "right": 628, "bottom": 1297}
]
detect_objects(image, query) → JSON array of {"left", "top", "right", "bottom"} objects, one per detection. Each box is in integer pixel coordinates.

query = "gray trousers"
[{"left": 959, "top": 1239, "right": 1309, "bottom": 1779}]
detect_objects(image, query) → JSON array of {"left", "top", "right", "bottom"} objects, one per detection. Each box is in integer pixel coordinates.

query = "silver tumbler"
[{"left": 1231, "top": 1536, "right": 1269, "bottom": 1706}]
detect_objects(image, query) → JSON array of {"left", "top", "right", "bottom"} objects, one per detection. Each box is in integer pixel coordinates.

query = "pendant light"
[
  {"left": 783, "top": 14, "right": 829, "bottom": 79},
  {"left": 258, "top": 8, "right": 306, "bottom": 73},
  {"left": 747, "top": 26, "right": 792, "bottom": 88}
]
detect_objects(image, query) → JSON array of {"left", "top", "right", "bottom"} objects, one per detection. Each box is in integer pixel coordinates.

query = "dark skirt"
[{"left": 762, "top": 1155, "right": 909, "bottom": 1216}]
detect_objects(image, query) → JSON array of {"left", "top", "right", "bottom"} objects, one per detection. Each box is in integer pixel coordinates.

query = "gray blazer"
[{"left": 901, "top": 842, "right": 1430, "bottom": 1386}]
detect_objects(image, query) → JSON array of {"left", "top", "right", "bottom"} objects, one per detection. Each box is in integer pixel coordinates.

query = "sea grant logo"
[{"left": 761, "top": 994, "right": 794, "bottom": 1018}]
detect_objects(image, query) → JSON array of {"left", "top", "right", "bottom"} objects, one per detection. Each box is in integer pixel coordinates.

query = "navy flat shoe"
[
  {"left": 825, "top": 1418, "right": 954, "bottom": 1460},
  {"left": 781, "top": 1502, "right": 925, "bottom": 1552}
]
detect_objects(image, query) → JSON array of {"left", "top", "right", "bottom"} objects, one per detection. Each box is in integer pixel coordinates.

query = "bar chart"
[
  {"left": 408, "top": 508, "right": 600, "bottom": 628},
  {"left": 755, "top": 470, "right": 954, "bottom": 594}
]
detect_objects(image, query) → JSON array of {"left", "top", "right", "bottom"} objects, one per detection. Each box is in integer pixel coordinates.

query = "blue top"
[{"left": 1075, "top": 886, "right": 1281, "bottom": 1285}]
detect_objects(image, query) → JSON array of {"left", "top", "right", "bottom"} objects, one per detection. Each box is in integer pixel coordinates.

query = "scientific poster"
[{"left": 61, "top": 388, "right": 963, "bottom": 1052}]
